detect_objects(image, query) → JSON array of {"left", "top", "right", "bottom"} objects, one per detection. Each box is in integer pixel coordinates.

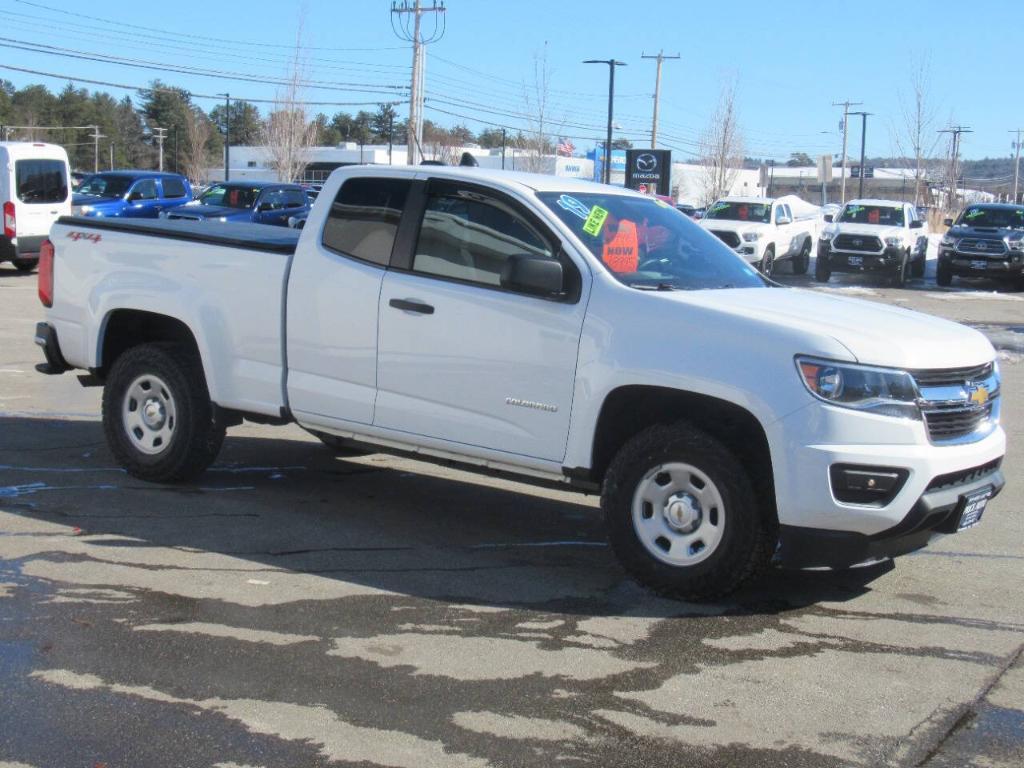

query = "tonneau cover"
[{"left": 55, "top": 216, "right": 300, "bottom": 255}]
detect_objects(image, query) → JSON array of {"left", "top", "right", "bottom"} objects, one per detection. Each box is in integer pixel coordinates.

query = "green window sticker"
[
  {"left": 965, "top": 208, "right": 984, "bottom": 220},
  {"left": 654, "top": 198, "right": 671, "bottom": 209},
  {"left": 582, "top": 205, "right": 609, "bottom": 236}
]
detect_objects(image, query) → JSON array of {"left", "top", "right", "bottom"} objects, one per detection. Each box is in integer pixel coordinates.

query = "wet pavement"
[{"left": 1, "top": 261, "right": 1022, "bottom": 767}]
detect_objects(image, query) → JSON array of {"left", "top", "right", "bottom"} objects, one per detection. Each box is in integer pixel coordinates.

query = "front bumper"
[
  {"left": 938, "top": 248, "right": 1024, "bottom": 280},
  {"left": 818, "top": 242, "right": 905, "bottom": 273},
  {"left": 776, "top": 461, "right": 1005, "bottom": 568}
]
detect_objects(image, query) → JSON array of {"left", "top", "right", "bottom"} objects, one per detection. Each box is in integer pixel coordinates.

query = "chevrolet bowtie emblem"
[{"left": 968, "top": 384, "right": 989, "bottom": 406}]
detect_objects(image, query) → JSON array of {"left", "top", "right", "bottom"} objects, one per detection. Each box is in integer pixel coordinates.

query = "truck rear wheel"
[
  {"left": 102, "top": 342, "right": 225, "bottom": 482},
  {"left": 601, "top": 422, "right": 773, "bottom": 600},
  {"left": 12, "top": 258, "right": 37, "bottom": 272}
]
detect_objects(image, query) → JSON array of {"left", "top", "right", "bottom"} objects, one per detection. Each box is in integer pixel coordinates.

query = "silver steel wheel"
[
  {"left": 631, "top": 462, "right": 725, "bottom": 567},
  {"left": 121, "top": 373, "right": 177, "bottom": 456}
]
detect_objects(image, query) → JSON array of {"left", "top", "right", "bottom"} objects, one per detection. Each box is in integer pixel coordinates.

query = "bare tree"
[
  {"left": 698, "top": 79, "right": 744, "bottom": 204},
  {"left": 263, "top": 20, "right": 318, "bottom": 182},
  {"left": 182, "top": 106, "right": 211, "bottom": 184},
  {"left": 892, "top": 54, "right": 942, "bottom": 205},
  {"left": 520, "top": 43, "right": 559, "bottom": 173}
]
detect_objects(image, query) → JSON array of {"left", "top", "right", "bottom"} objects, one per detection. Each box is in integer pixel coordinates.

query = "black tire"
[
  {"left": 102, "top": 342, "right": 225, "bottom": 482},
  {"left": 936, "top": 260, "right": 953, "bottom": 287},
  {"left": 12, "top": 258, "right": 37, "bottom": 272},
  {"left": 758, "top": 246, "right": 775, "bottom": 278},
  {"left": 601, "top": 422, "right": 774, "bottom": 600},
  {"left": 814, "top": 253, "right": 831, "bottom": 282},
  {"left": 911, "top": 251, "right": 925, "bottom": 278},
  {"left": 892, "top": 252, "right": 908, "bottom": 288},
  {"left": 792, "top": 239, "right": 810, "bottom": 275},
  {"left": 312, "top": 431, "right": 374, "bottom": 457}
]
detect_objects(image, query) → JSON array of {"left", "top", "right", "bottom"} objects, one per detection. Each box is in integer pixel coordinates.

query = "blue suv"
[
  {"left": 72, "top": 171, "right": 193, "bottom": 218},
  {"left": 162, "top": 181, "right": 310, "bottom": 226}
]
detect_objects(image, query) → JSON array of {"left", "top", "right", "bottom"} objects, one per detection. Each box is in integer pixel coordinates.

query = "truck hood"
[
  {"left": 948, "top": 224, "right": 1023, "bottom": 240},
  {"left": 667, "top": 286, "right": 993, "bottom": 370},
  {"left": 72, "top": 194, "right": 122, "bottom": 209},
  {"left": 830, "top": 223, "right": 906, "bottom": 240},
  {"left": 700, "top": 219, "right": 768, "bottom": 235}
]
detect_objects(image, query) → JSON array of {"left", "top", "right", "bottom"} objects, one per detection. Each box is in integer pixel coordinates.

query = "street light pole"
[
  {"left": 584, "top": 59, "right": 626, "bottom": 185},
  {"left": 850, "top": 111, "right": 871, "bottom": 199}
]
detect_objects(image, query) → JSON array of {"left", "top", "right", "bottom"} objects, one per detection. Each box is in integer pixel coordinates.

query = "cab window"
[
  {"left": 161, "top": 176, "right": 187, "bottom": 199},
  {"left": 412, "top": 185, "right": 555, "bottom": 288},
  {"left": 129, "top": 179, "right": 157, "bottom": 201},
  {"left": 322, "top": 177, "right": 410, "bottom": 267}
]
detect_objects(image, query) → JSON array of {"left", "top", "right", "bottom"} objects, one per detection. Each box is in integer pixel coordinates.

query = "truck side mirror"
[
  {"left": 909, "top": 220, "right": 923, "bottom": 229},
  {"left": 823, "top": 214, "right": 833, "bottom": 223},
  {"left": 500, "top": 254, "right": 564, "bottom": 297},
  {"left": 943, "top": 217, "right": 954, "bottom": 227},
  {"left": 258, "top": 202, "right": 275, "bottom": 212},
  {"left": 777, "top": 215, "right": 792, "bottom": 225}
]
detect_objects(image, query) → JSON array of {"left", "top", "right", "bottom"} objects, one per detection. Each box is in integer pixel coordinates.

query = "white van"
[{"left": 1, "top": 142, "right": 71, "bottom": 272}]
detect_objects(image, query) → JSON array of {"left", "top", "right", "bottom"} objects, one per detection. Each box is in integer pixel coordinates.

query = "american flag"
[{"left": 556, "top": 137, "right": 575, "bottom": 156}]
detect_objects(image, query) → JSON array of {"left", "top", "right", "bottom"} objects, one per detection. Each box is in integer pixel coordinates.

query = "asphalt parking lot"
[{"left": 1, "top": 256, "right": 1022, "bottom": 768}]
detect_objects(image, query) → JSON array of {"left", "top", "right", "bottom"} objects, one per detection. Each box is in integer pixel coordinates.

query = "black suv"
[{"left": 938, "top": 204, "right": 1024, "bottom": 289}]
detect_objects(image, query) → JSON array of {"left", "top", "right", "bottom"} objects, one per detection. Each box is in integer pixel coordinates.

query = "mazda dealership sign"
[{"left": 625, "top": 149, "right": 671, "bottom": 195}]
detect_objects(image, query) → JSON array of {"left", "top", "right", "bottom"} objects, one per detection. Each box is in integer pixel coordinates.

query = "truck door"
[
  {"left": 124, "top": 178, "right": 160, "bottom": 218},
  {"left": 286, "top": 176, "right": 411, "bottom": 425},
  {"left": 375, "top": 179, "right": 586, "bottom": 462}
]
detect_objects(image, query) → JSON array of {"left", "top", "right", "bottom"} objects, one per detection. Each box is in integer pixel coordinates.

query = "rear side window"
[
  {"left": 162, "top": 176, "right": 187, "bottom": 198},
  {"left": 15, "top": 159, "right": 68, "bottom": 204},
  {"left": 322, "top": 178, "right": 410, "bottom": 267}
]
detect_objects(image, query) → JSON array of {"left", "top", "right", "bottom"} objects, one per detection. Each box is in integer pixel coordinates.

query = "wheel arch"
[
  {"left": 587, "top": 385, "right": 777, "bottom": 522},
  {"left": 97, "top": 309, "right": 206, "bottom": 384}
]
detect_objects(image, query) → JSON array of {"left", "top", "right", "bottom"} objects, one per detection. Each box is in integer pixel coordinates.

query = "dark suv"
[{"left": 938, "top": 204, "right": 1024, "bottom": 289}]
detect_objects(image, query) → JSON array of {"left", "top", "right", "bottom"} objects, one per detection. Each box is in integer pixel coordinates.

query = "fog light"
[{"left": 830, "top": 464, "right": 909, "bottom": 506}]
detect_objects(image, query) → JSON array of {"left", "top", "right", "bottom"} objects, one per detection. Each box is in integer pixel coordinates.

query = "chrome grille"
[
  {"left": 956, "top": 238, "right": 1007, "bottom": 257},
  {"left": 833, "top": 234, "right": 883, "bottom": 252},
  {"left": 910, "top": 363, "right": 993, "bottom": 387},
  {"left": 922, "top": 402, "right": 993, "bottom": 441},
  {"left": 710, "top": 230, "right": 740, "bottom": 248}
]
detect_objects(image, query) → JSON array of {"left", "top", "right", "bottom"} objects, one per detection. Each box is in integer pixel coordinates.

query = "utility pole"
[
  {"left": 391, "top": 1, "right": 446, "bottom": 165},
  {"left": 939, "top": 126, "right": 972, "bottom": 208},
  {"left": 849, "top": 111, "right": 871, "bottom": 199},
  {"left": 584, "top": 59, "right": 627, "bottom": 184},
  {"left": 388, "top": 112, "right": 394, "bottom": 165},
  {"left": 217, "top": 93, "right": 231, "bottom": 180},
  {"left": 89, "top": 125, "right": 105, "bottom": 174},
  {"left": 109, "top": 142, "right": 114, "bottom": 170},
  {"left": 1010, "top": 128, "right": 1022, "bottom": 203},
  {"left": 501, "top": 127, "right": 506, "bottom": 169},
  {"left": 153, "top": 127, "right": 167, "bottom": 172},
  {"left": 832, "top": 100, "right": 862, "bottom": 205},
  {"left": 641, "top": 50, "right": 679, "bottom": 148}
]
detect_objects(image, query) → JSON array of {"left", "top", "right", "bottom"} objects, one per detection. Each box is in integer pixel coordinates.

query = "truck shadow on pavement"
[{"left": 0, "top": 415, "right": 892, "bottom": 618}]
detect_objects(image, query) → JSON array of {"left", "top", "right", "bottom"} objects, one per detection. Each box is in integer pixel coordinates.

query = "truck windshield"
[
  {"left": 200, "top": 185, "right": 262, "bottom": 209},
  {"left": 78, "top": 174, "right": 134, "bottom": 198},
  {"left": 703, "top": 200, "right": 772, "bottom": 223},
  {"left": 957, "top": 206, "right": 1024, "bottom": 230},
  {"left": 838, "top": 204, "right": 904, "bottom": 226},
  {"left": 538, "top": 192, "right": 766, "bottom": 290}
]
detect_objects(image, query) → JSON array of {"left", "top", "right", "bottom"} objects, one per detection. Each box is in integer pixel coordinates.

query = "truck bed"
[{"left": 55, "top": 216, "right": 300, "bottom": 255}]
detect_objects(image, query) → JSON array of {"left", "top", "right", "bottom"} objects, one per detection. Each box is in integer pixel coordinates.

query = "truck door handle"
[{"left": 389, "top": 298, "right": 434, "bottom": 315}]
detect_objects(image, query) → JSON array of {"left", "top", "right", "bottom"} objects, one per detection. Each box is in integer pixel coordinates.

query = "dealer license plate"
[
  {"left": 847, "top": 256, "right": 863, "bottom": 267},
  {"left": 957, "top": 486, "right": 992, "bottom": 530},
  {"left": 970, "top": 260, "right": 987, "bottom": 270}
]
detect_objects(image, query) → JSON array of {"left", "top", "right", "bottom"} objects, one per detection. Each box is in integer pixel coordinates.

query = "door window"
[
  {"left": 282, "top": 189, "right": 307, "bottom": 208},
  {"left": 161, "top": 176, "right": 187, "bottom": 199},
  {"left": 413, "top": 187, "right": 554, "bottom": 288},
  {"left": 130, "top": 179, "right": 157, "bottom": 201},
  {"left": 259, "top": 189, "right": 287, "bottom": 210},
  {"left": 14, "top": 159, "right": 68, "bottom": 204},
  {"left": 322, "top": 177, "right": 410, "bottom": 267}
]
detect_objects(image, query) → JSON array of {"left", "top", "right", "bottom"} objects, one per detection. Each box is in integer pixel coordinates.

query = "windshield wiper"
[{"left": 630, "top": 282, "right": 677, "bottom": 291}]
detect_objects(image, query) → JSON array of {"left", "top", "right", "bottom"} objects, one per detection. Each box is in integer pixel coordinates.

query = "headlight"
[
  {"left": 217, "top": 216, "right": 228, "bottom": 222},
  {"left": 796, "top": 357, "right": 920, "bottom": 420},
  {"left": 940, "top": 234, "right": 957, "bottom": 247},
  {"left": 1008, "top": 238, "right": 1024, "bottom": 251},
  {"left": 77, "top": 205, "right": 93, "bottom": 214},
  {"left": 742, "top": 231, "right": 761, "bottom": 242},
  {"left": 819, "top": 229, "right": 835, "bottom": 242},
  {"left": 884, "top": 236, "right": 905, "bottom": 248}
]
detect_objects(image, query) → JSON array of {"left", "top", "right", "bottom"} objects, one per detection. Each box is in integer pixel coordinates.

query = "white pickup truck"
[
  {"left": 699, "top": 196, "right": 816, "bottom": 277},
  {"left": 34, "top": 167, "right": 1006, "bottom": 599}
]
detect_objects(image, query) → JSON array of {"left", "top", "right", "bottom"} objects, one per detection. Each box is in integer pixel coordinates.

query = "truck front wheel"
[
  {"left": 601, "top": 422, "right": 773, "bottom": 600},
  {"left": 102, "top": 343, "right": 226, "bottom": 482},
  {"left": 792, "top": 240, "right": 810, "bottom": 275},
  {"left": 814, "top": 253, "right": 831, "bottom": 282}
]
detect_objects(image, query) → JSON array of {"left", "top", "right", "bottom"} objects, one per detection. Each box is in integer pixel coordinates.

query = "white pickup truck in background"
[
  {"left": 34, "top": 167, "right": 1005, "bottom": 599},
  {"left": 699, "top": 195, "right": 818, "bottom": 277}
]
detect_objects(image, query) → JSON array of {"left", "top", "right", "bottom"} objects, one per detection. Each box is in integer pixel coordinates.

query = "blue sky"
[{"left": 1, "top": 0, "right": 1020, "bottom": 161}]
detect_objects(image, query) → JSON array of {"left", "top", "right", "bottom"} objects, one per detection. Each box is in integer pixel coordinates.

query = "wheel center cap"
[
  {"left": 664, "top": 493, "right": 701, "bottom": 532},
  {"left": 142, "top": 398, "right": 165, "bottom": 429}
]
